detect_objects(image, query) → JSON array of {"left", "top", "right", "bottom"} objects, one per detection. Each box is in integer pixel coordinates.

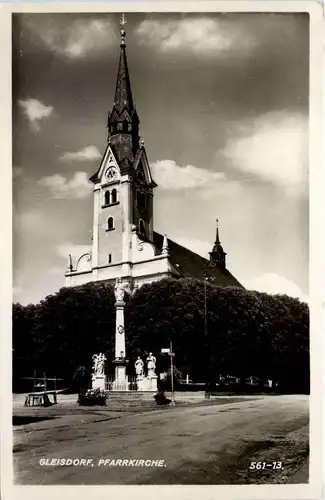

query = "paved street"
[{"left": 13, "top": 395, "right": 309, "bottom": 485}]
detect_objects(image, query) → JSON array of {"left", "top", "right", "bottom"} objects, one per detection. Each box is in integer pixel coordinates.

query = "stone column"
[
  {"left": 115, "top": 300, "right": 126, "bottom": 359},
  {"left": 112, "top": 279, "right": 129, "bottom": 391}
]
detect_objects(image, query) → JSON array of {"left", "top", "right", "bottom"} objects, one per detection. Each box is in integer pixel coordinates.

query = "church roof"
[{"left": 153, "top": 232, "right": 243, "bottom": 288}]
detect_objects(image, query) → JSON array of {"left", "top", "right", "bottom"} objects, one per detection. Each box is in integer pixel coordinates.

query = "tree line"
[{"left": 12, "top": 278, "right": 309, "bottom": 393}]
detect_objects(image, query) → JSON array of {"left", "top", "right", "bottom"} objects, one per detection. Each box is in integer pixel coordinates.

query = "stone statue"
[
  {"left": 146, "top": 352, "right": 156, "bottom": 377},
  {"left": 135, "top": 356, "right": 144, "bottom": 377},
  {"left": 114, "top": 277, "right": 126, "bottom": 302},
  {"left": 92, "top": 353, "right": 106, "bottom": 376}
]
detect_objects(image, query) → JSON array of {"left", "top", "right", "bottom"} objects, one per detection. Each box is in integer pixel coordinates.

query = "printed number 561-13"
[{"left": 249, "top": 462, "right": 283, "bottom": 470}]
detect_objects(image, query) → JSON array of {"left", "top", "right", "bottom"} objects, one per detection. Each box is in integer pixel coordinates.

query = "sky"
[{"left": 12, "top": 12, "right": 309, "bottom": 305}]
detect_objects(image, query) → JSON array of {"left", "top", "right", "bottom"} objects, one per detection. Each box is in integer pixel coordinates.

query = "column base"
[
  {"left": 92, "top": 375, "right": 106, "bottom": 391},
  {"left": 137, "top": 375, "right": 158, "bottom": 392},
  {"left": 112, "top": 361, "right": 129, "bottom": 391}
]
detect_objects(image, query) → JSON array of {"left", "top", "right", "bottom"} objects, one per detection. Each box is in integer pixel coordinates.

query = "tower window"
[
  {"left": 136, "top": 190, "right": 146, "bottom": 209},
  {"left": 107, "top": 217, "right": 114, "bottom": 231},
  {"left": 138, "top": 171, "right": 145, "bottom": 183},
  {"left": 127, "top": 123, "right": 132, "bottom": 132},
  {"left": 117, "top": 122, "right": 123, "bottom": 131},
  {"left": 111, "top": 188, "right": 117, "bottom": 204},
  {"left": 108, "top": 253, "right": 112, "bottom": 264},
  {"left": 105, "top": 191, "right": 110, "bottom": 205}
]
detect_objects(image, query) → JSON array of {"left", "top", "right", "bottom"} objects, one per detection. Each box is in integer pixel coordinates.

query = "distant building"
[{"left": 65, "top": 23, "right": 242, "bottom": 291}]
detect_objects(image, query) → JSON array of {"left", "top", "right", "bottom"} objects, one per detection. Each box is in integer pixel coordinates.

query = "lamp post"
[
  {"left": 204, "top": 267, "right": 210, "bottom": 399},
  {"left": 169, "top": 340, "right": 176, "bottom": 406},
  {"left": 161, "top": 343, "right": 176, "bottom": 405}
]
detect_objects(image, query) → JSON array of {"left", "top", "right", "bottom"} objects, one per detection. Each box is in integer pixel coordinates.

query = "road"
[{"left": 13, "top": 395, "right": 309, "bottom": 485}]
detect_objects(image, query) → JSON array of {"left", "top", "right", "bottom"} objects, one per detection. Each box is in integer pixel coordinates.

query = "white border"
[{"left": 1, "top": 2, "right": 323, "bottom": 500}]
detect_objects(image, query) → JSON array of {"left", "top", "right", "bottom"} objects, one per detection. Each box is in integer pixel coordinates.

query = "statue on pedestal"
[
  {"left": 92, "top": 353, "right": 106, "bottom": 376},
  {"left": 146, "top": 352, "right": 156, "bottom": 378},
  {"left": 114, "top": 277, "right": 126, "bottom": 302},
  {"left": 135, "top": 356, "right": 144, "bottom": 378}
]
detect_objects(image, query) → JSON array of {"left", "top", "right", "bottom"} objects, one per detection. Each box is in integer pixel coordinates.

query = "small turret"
[
  {"left": 162, "top": 234, "right": 170, "bottom": 255},
  {"left": 209, "top": 218, "right": 226, "bottom": 270}
]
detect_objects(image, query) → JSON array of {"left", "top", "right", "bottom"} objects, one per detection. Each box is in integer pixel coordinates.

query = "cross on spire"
[
  {"left": 215, "top": 218, "right": 220, "bottom": 243},
  {"left": 120, "top": 13, "right": 127, "bottom": 27},
  {"left": 120, "top": 13, "right": 127, "bottom": 46}
]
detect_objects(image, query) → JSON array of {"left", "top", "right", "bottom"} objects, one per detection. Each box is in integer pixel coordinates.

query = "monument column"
[{"left": 112, "top": 278, "right": 129, "bottom": 391}]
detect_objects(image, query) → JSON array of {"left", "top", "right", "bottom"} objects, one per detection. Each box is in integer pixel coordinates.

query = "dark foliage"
[
  {"left": 12, "top": 278, "right": 309, "bottom": 393},
  {"left": 78, "top": 388, "right": 107, "bottom": 406}
]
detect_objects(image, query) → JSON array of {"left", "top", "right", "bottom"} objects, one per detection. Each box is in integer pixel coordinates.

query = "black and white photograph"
[{"left": 3, "top": 2, "right": 323, "bottom": 498}]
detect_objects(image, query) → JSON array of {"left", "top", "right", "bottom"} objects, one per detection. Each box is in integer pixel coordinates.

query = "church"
[{"left": 65, "top": 22, "right": 242, "bottom": 292}]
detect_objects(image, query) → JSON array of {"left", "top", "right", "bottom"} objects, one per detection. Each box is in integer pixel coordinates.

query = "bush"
[{"left": 78, "top": 388, "right": 107, "bottom": 406}]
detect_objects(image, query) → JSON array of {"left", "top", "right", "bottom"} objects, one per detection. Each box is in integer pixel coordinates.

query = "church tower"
[
  {"left": 64, "top": 17, "right": 242, "bottom": 291},
  {"left": 88, "top": 18, "right": 157, "bottom": 277}
]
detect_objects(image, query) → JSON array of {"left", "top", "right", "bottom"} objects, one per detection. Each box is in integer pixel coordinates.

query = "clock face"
[{"left": 105, "top": 166, "right": 118, "bottom": 181}]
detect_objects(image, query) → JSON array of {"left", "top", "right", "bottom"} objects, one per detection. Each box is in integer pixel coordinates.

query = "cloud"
[
  {"left": 221, "top": 111, "right": 308, "bottom": 195},
  {"left": 151, "top": 159, "right": 225, "bottom": 190},
  {"left": 59, "top": 145, "right": 102, "bottom": 162},
  {"left": 27, "top": 17, "right": 115, "bottom": 59},
  {"left": 136, "top": 18, "right": 255, "bottom": 56},
  {"left": 57, "top": 243, "right": 91, "bottom": 259},
  {"left": 18, "top": 98, "right": 54, "bottom": 131},
  {"left": 246, "top": 273, "right": 308, "bottom": 303},
  {"left": 38, "top": 171, "right": 92, "bottom": 199}
]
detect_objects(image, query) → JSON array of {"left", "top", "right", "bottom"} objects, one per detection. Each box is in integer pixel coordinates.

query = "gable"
[
  {"left": 134, "top": 148, "right": 157, "bottom": 188},
  {"left": 89, "top": 145, "right": 121, "bottom": 185}
]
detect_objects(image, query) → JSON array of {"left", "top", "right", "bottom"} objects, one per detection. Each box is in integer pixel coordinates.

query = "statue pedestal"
[
  {"left": 92, "top": 375, "right": 106, "bottom": 391},
  {"left": 137, "top": 375, "right": 158, "bottom": 392},
  {"left": 148, "top": 375, "right": 158, "bottom": 392},
  {"left": 112, "top": 358, "right": 129, "bottom": 391}
]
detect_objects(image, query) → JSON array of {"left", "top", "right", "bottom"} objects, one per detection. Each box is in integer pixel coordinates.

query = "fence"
[{"left": 105, "top": 374, "right": 138, "bottom": 391}]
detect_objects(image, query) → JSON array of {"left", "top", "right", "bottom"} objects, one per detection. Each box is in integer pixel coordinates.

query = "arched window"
[
  {"left": 139, "top": 219, "right": 145, "bottom": 236},
  {"left": 111, "top": 188, "right": 117, "bottom": 204},
  {"left": 105, "top": 191, "right": 110, "bottom": 205},
  {"left": 117, "top": 122, "right": 123, "bottom": 131},
  {"left": 107, "top": 217, "right": 114, "bottom": 230}
]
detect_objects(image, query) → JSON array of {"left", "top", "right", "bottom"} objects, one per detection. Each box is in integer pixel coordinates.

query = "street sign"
[{"left": 161, "top": 348, "right": 175, "bottom": 356}]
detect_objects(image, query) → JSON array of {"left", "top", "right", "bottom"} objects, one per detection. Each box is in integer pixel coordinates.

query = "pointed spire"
[
  {"left": 66, "top": 254, "right": 73, "bottom": 272},
  {"left": 215, "top": 218, "right": 220, "bottom": 244},
  {"left": 162, "top": 234, "right": 170, "bottom": 255},
  {"left": 113, "top": 13, "right": 134, "bottom": 113},
  {"left": 106, "top": 14, "right": 140, "bottom": 161}
]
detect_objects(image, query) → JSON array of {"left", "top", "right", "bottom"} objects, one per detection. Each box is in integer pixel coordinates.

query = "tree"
[
  {"left": 12, "top": 302, "right": 38, "bottom": 391},
  {"left": 12, "top": 278, "right": 309, "bottom": 393},
  {"left": 23, "top": 283, "right": 116, "bottom": 386}
]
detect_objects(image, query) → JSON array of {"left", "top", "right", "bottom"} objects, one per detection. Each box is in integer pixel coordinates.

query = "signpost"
[{"left": 161, "top": 341, "right": 176, "bottom": 405}]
